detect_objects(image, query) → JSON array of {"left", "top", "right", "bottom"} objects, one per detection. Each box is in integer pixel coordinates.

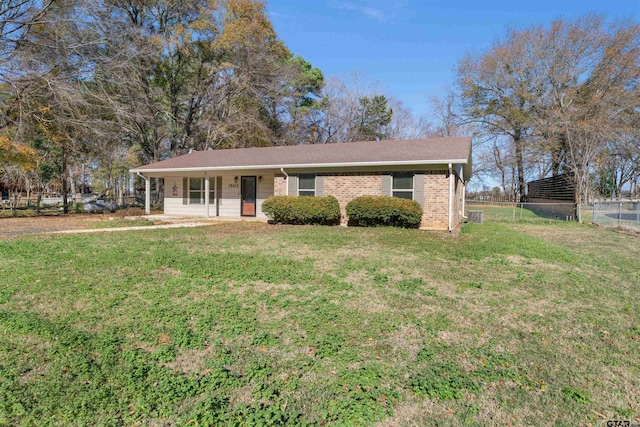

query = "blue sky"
[{"left": 267, "top": 0, "right": 639, "bottom": 117}]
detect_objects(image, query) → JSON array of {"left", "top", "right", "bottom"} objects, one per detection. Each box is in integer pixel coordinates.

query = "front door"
[{"left": 241, "top": 176, "right": 257, "bottom": 217}]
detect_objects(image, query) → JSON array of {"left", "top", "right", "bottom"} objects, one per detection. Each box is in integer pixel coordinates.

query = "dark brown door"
[{"left": 241, "top": 176, "right": 257, "bottom": 217}]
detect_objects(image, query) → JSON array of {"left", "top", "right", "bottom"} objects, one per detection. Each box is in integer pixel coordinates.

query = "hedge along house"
[{"left": 130, "top": 137, "right": 472, "bottom": 231}]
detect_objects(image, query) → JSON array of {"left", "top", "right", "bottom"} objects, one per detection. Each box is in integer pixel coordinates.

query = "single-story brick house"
[{"left": 131, "top": 137, "right": 472, "bottom": 230}]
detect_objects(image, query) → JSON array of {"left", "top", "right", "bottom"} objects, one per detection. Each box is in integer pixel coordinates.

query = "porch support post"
[
  {"left": 204, "top": 176, "right": 210, "bottom": 218},
  {"left": 144, "top": 176, "right": 151, "bottom": 215}
]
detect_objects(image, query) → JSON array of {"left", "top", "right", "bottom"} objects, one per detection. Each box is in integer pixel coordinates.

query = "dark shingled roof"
[{"left": 132, "top": 137, "right": 472, "bottom": 172}]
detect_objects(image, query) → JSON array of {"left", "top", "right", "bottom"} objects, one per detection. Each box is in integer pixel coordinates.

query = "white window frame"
[
  {"left": 298, "top": 174, "right": 316, "bottom": 197},
  {"left": 392, "top": 172, "right": 414, "bottom": 200},
  {"left": 188, "top": 178, "right": 215, "bottom": 205}
]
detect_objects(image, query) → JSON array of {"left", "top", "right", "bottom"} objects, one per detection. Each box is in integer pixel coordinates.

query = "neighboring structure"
[
  {"left": 526, "top": 173, "right": 578, "bottom": 220},
  {"left": 527, "top": 173, "right": 576, "bottom": 203},
  {"left": 130, "top": 137, "right": 472, "bottom": 230}
]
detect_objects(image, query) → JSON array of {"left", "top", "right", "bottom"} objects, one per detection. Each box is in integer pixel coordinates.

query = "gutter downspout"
[
  {"left": 448, "top": 163, "right": 453, "bottom": 232},
  {"left": 280, "top": 167, "right": 289, "bottom": 196},
  {"left": 462, "top": 184, "right": 467, "bottom": 219},
  {"left": 136, "top": 172, "right": 151, "bottom": 215},
  {"left": 460, "top": 167, "right": 467, "bottom": 219}
]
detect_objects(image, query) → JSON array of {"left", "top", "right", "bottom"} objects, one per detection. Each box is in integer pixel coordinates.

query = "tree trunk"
[
  {"left": 11, "top": 192, "right": 18, "bottom": 217},
  {"left": 62, "top": 145, "right": 69, "bottom": 214},
  {"left": 70, "top": 171, "right": 77, "bottom": 198},
  {"left": 26, "top": 181, "right": 31, "bottom": 208},
  {"left": 514, "top": 132, "right": 526, "bottom": 202}
]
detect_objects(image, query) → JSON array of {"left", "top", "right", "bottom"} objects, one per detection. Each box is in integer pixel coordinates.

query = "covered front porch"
[{"left": 136, "top": 171, "right": 277, "bottom": 219}]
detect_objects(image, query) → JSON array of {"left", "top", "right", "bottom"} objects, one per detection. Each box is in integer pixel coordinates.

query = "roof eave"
[{"left": 131, "top": 159, "right": 470, "bottom": 174}]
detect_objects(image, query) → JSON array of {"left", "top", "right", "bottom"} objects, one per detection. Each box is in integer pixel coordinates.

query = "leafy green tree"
[{"left": 353, "top": 95, "right": 393, "bottom": 141}]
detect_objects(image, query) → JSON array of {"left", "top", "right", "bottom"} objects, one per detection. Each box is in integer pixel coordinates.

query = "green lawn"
[{"left": 0, "top": 219, "right": 638, "bottom": 426}]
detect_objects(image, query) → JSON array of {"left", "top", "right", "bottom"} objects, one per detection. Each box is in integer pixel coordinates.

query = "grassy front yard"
[{"left": 0, "top": 219, "right": 638, "bottom": 425}]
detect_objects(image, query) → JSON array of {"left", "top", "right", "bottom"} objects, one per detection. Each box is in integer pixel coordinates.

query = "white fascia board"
[{"left": 130, "top": 159, "right": 469, "bottom": 174}]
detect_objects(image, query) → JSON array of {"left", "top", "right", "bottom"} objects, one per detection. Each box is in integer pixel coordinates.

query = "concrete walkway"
[
  {"left": 46, "top": 215, "right": 267, "bottom": 235},
  {"left": 130, "top": 214, "right": 268, "bottom": 223},
  {"left": 47, "top": 221, "right": 214, "bottom": 235}
]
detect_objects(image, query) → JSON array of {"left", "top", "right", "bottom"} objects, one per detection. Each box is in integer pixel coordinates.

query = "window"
[
  {"left": 298, "top": 174, "right": 316, "bottom": 196},
  {"left": 392, "top": 172, "right": 413, "bottom": 200},
  {"left": 188, "top": 178, "right": 215, "bottom": 205}
]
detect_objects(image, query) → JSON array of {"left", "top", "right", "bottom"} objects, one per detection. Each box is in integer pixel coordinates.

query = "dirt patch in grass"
[
  {"left": 164, "top": 345, "right": 220, "bottom": 374},
  {"left": 344, "top": 284, "right": 390, "bottom": 313},
  {"left": 387, "top": 324, "right": 423, "bottom": 360},
  {"left": 373, "top": 394, "right": 453, "bottom": 427},
  {"left": 0, "top": 214, "right": 107, "bottom": 237},
  {"left": 203, "top": 221, "right": 285, "bottom": 238},
  {"left": 9, "top": 291, "right": 67, "bottom": 318}
]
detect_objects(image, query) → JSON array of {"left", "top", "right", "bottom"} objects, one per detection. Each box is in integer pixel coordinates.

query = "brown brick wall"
[
  {"left": 323, "top": 173, "right": 382, "bottom": 225},
  {"left": 272, "top": 171, "right": 461, "bottom": 230},
  {"left": 421, "top": 172, "right": 449, "bottom": 230},
  {"left": 274, "top": 175, "right": 287, "bottom": 196}
]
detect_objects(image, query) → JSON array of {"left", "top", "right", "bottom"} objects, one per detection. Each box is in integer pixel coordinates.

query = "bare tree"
[
  {"left": 428, "top": 88, "right": 465, "bottom": 137},
  {"left": 305, "top": 72, "right": 421, "bottom": 144},
  {"left": 457, "top": 29, "right": 536, "bottom": 201},
  {"left": 533, "top": 17, "right": 640, "bottom": 203},
  {"left": 386, "top": 98, "right": 431, "bottom": 140}
]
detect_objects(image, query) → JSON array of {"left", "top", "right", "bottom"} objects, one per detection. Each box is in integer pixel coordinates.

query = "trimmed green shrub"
[
  {"left": 346, "top": 196, "right": 422, "bottom": 228},
  {"left": 262, "top": 195, "right": 341, "bottom": 225}
]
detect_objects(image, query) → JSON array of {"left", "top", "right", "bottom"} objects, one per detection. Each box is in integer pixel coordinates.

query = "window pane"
[
  {"left": 189, "top": 191, "right": 202, "bottom": 204},
  {"left": 189, "top": 178, "right": 202, "bottom": 190},
  {"left": 393, "top": 191, "right": 413, "bottom": 200},
  {"left": 299, "top": 190, "right": 315, "bottom": 197},
  {"left": 393, "top": 172, "right": 413, "bottom": 190},
  {"left": 209, "top": 191, "right": 215, "bottom": 203},
  {"left": 299, "top": 174, "right": 315, "bottom": 190}
]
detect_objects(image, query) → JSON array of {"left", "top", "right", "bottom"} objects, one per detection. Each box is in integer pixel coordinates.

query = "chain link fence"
[
  {"left": 591, "top": 201, "right": 640, "bottom": 230},
  {"left": 466, "top": 200, "right": 579, "bottom": 223}
]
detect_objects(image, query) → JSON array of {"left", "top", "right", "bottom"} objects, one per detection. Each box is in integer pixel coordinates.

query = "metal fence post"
[{"left": 619, "top": 202, "right": 622, "bottom": 227}]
